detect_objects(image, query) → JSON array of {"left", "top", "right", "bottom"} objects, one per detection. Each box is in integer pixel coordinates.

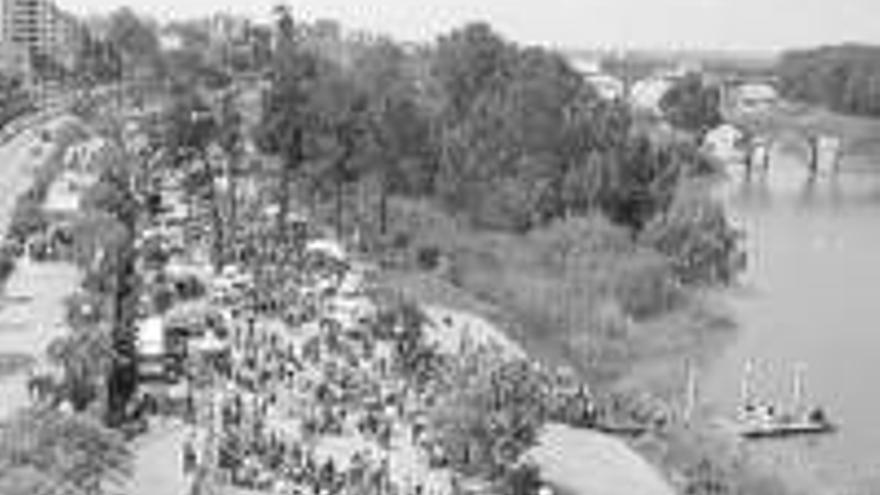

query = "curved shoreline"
[{"left": 380, "top": 269, "right": 678, "bottom": 495}]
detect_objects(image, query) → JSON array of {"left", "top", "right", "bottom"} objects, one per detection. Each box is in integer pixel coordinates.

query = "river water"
[{"left": 705, "top": 149, "right": 880, "bottom": 491}]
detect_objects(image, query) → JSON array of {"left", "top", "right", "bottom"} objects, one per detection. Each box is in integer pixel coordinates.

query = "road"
[
  {"left": 0, "top": 116, "right": 83, "bottom": 423},
  {"left": 127, "top": 419, "right": 192, "bottom": 495},
  {"left": 0, "top": 262, "right": 80, "bottom": 420}
]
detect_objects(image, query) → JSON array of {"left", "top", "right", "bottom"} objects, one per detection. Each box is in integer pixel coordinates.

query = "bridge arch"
[{"left": 733, "top": 123, "right": 843, "bottom": 177}]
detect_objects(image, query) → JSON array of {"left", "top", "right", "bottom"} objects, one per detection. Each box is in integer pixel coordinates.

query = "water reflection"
[
  {"left": 707, "top": 151, "right": 880, "bottom": 490},
  {"left": 724, "top": 161, "right": 880, "bottom": 212}
]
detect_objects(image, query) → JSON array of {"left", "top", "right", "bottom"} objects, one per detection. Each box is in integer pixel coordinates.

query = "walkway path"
[
  {"left": 529, "top": 423, "right": 676, "bottom": 495},
  {"left": 0, "top": 261, "right": 80, "bottom": 421},
  {"left": 390, "top": 274, "right": 676, "bottom": 495},
  {"left": 0, "top": 116, "right": 82, "bottom": 422},
  {"left": 127, "top": 419, "right": 191, "bottom": 495}
]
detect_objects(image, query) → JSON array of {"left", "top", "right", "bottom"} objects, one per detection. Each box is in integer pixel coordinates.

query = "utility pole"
[{"left": 683, "top": 359, "right": 698, "bottom": 426}]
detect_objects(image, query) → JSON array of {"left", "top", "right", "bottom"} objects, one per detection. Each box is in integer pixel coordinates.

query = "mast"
[
  {"left": 740, "top": 359, "right": 754, "bottom": 409},
  {"left": 792, "top": 362, "right": 806, "bottom": 412},
  {"left": 684, "top": 359, "right": 698, "bottom": 425}
]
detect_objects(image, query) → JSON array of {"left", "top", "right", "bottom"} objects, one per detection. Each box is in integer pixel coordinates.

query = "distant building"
[
  {"left": 569, "top": 57, "right": 602, "bottom": 76},
  {"left": 567, "top": 55, "right": 625, "bottom": 100},
  {"left": 703, "top": 123, "right": 746, "bottom": 162},
  {"left": 629, "top": 76, "right": 675, "bottom": 115},
  {"left": 0, "top": 40, "right": 31, "bottom": 81},
  {"left": 159, "top": 31, "right": 183, "bottom": 51},
  {"left": 586, "top": 73, "right": 625, "bottom": 100},
  {"left": 52, "top": 10, "right": 82, "bottom": 71},
  {"left": 208, "top": 13, "right": 250, "bottom": 44},
  {"left": 732, "top": 82, "right": 779, "bottom": 113},
  {"left": 1, "top": 0, "right": 87, "bottom": 75}
]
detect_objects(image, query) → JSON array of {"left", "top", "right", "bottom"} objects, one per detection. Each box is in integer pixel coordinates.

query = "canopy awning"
[
  {"left": 305, "top": 238, "right": 346, "bottom": 261},
  {"left": 136, "top": 316, "right": 164, "bottom": 356}
]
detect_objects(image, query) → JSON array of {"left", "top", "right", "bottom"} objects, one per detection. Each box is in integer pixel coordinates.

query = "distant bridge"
[{"left": 722, "top": 104, "right": 880, "bottom": 176}]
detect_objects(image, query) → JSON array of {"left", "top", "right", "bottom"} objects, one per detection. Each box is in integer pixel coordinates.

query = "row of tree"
[
  {"left": 256, "top": 13, "right": 725, "bottom": 238},
  {"left": 776, "top": 44, "right": 880, "bottom": 116}
]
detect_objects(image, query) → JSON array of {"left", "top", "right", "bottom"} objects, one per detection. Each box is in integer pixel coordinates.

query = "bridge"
[
  {"left": 712, "top": 74, "right": 880, "bottom": 176},
  {"left": 720, "top": 105, "right": 880, "bottom": 177}
]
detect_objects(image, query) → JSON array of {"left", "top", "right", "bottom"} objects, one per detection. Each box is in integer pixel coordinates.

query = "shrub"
[
  {"left": 0, "top": 251, "right": 16, "bottom": 285},
  {"left": 8, "top": 199, "right": 47, "bottom": 244},
  {"left": 641, "top": 189, "right": 745, "bottom": 287},
  {"left": 416, "top": 245, "right": 441, "bottom": 271}
]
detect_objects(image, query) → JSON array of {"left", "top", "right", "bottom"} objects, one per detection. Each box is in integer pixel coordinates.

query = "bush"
[
  {"left": 8, "top": 199, "right": 47, "bottom": 244},
  {"left": 500, "top": 462, "right": 543, "bottom": 495},
  {"left": 416, "top": 245, "right": 441, "bottom": 271},
  {"left": 641, "top": 188, "right": 745, "bottom": 287},
  {"left": 0, "top": 251, "right": 16, "bottom": 285}
]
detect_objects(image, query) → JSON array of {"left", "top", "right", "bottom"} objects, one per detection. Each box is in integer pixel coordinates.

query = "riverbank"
[
  {"left": 369, "top": 195, "right": 798, "bottom": 495},
  {"left": 379, "top": 269, "right": 680, "bottom": 495},
  {"left": 698, "top": 147, "right": 880, "bottom": 495}
]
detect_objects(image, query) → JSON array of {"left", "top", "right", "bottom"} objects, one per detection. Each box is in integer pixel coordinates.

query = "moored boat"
[{"left": 733, "top": 360, "right": 836, "bottom": 440}]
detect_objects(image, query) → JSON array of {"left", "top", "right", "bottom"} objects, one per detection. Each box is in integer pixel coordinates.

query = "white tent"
[
  {"left": 191, "top": 331, "right": 228, "bottom": 354},
  {"left": 137, "top": 316, "right": 165, "bottom": 357},
  {"left": 305, "top": 238, "right": 346, "bottom": 261},
  {"left": 703, "top": 124, "right": 746, "bottom": 163}
]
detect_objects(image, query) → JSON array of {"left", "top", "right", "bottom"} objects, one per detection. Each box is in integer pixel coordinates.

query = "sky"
[{"left": 61, "top": 0, "right": 880, "bottom": 52}]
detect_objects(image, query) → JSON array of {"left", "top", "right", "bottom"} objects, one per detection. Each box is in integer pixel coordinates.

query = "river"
[{"left": 705, "top": 148, "right": 880, "bottom": 492}]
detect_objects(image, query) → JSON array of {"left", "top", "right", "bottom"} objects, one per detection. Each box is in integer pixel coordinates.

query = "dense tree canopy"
[
  {"left": 660, "top": 72, "right": 722, "bottom": 135},
  {"left": 641, "top": 187, "right": 746, "bottom": 286},
  {"left": 777, "top": 44, "right": 880, "bottom": 116},
  {"left": 105, "top": 8, "right": 162, "bottom": 76},
  {"left": 255, "top": 16, "right": 743, "bottom": 286}
]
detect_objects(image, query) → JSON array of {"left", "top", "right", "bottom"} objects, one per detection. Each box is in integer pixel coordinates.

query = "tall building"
[
  {"left": 3, "top": 0, "right": 54, "bottom": 57},
  {"left": 2, "top": 0, "right": 84, "bottom": 73}
]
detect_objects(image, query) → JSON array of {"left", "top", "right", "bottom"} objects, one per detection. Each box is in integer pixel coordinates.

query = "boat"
[{"left": 734, "top": 360, "right": 836, "bottom": 439}]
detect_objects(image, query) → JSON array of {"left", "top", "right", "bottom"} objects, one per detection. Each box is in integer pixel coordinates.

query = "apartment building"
[{"left": 1, "top": 0, "right": 83, "bottom": 72}]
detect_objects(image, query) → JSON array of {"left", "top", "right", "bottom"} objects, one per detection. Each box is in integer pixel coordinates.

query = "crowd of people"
[
  {"left": 175, "top": 239, "right": 467, "bottom": 495},
  {"left": 131, "top": 141, "right": 604, "bottom": 495},
  {"left": 168, "top": 227, "right": 613, "bottom": 495}
]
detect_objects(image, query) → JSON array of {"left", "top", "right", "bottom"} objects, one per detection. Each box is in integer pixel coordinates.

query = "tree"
[
  {"left": 255, "top": 5, "right": 324, "bottom": 243},
  {"left": 309, "top": 65, "right": 371, "bottom": 238},
  {"left": 160, "top": 20, "right": 233, "bottom": 90},
  {"left": 430, "top": 27, "right": 639, "bottom": 230},
  {"left": 432, "top": 23, "right": 515, "bottom": 120},
  {"left": 46, "top": 320, "right": 115, "bottom": 412},
  {"left": 640, "top": 188, "right": 746, "bottom": 287},
  {"left": 0, "top": 408, "right": 132, "bottom": 495},
  {"left": 69, "top": 212, "right": 131, "bottom": 293},
  {"left": 351, "top": 40, "right": 434, "bottom": 234},
  {"left": 217, "top": 90, "right": 244, "bottom": 267},
  {"left": 0, "top": 73, "right": 32, "bottom": 127},
  {"left": 597, "top": 134, "right": 686, "bottom": 231},
  {"left": 163, "top": 88, "right": 224, "bottom": 272},
  {"left": 105, "top": 7, "right": 161, "bottom": 78},
  {"left": 659, "top": 72, "right": 722, "bottom": 136},
  {"left": 76, "top": 136, "right": 142, "bottom": 427}
]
